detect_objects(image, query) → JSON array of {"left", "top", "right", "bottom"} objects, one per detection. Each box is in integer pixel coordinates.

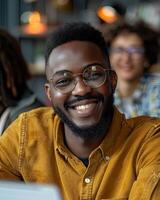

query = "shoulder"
[
  {"left": 0, "top": 107, "right": 57, "bottom": 172},
  {"left": 1, "top": 107, "right": 58, "bottom": 154},
  {"left": 143, "top": 73, "right": 160, "bottom": 85},
  {"left": 18, "top": 107, "right": 56, "bottom": 127},
  {"left": 22, "top": 106, "right": 54, "bottom": 118},
  {"left": 126, "top": 116, "right": 160, "bottom": 138},
  {"left": 3, "top": 107, "right": 56, "bottom": 137}
]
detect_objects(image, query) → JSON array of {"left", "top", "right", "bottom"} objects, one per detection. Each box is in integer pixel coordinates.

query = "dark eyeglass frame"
[
  {"left": 48, "top": 64, "right": 114, "bottom": 94},
  {"left": 110, "top": 47, "right": 145, "bottom": 55}
]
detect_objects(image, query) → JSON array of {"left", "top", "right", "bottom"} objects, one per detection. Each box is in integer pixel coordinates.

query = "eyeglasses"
[
  {"left": 110, "top": 47, "right": 145, "bottom": 55},
  {"left": 49, "top": 64, "right": 113, "bottom": 94}
]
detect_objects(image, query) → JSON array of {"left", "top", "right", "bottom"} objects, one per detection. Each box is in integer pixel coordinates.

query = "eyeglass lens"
[
  {"left": 110, "top": 47, "right": 144, "bottom": 55},
  {"left": 51, "top": 64, "right": 109, "bottom": 93}
]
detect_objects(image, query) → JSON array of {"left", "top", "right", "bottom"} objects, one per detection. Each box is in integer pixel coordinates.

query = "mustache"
[{"left": 64, "top": 93, "right": 104, "bottom": 108}]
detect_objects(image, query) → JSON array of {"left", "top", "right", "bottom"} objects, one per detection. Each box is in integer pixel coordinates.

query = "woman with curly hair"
[{"left": 103, "top": 21, "right": 160, "bottom": 118}]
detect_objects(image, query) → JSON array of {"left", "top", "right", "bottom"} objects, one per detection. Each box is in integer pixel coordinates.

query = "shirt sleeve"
[
  {"left": 129, "top": 123, "right": 160, "bottom": 199},
  {"left": 0, "top": 115, "right": 24, "bottom": 181}
]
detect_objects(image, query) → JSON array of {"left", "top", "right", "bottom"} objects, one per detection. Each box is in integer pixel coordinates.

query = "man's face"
[{"left": 45, "top": 41, "right": 117, "bottom": 138}]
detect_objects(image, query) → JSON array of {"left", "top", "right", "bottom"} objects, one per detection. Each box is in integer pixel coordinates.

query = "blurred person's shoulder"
[{"left": 143, "top": 71, "right": 160, "bottom": 85}]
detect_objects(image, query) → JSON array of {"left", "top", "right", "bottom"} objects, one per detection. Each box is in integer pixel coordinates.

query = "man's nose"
[{"left": 71, "top": 78, "right": 92, "bottom": 96}]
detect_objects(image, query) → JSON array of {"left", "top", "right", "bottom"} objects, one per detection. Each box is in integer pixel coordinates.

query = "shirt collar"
[
  {"left": 99, "top": 106, "right": 127, "bottom": 159},
  {"left": 54, "top": 106, "right": 130, "bottom": 160}
]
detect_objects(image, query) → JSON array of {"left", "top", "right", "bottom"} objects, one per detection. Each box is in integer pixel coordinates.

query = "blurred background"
[{"left": 0, "top": 0, "right": 160, "bottom": 75}]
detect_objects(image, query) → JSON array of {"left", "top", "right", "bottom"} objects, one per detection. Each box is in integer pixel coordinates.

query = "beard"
[{"left": 53, "top": 93, "right": 114, "bottom": 139}]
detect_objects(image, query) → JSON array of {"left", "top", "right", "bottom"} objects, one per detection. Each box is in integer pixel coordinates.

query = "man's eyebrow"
[
  {"left": 83, "top": 62, "right": 109, "bottom": 70},
  {"left": 54, "top": 69, "right": 71, "bottom": 75}
]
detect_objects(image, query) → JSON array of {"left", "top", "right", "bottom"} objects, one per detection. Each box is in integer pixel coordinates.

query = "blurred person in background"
[
  {"left": 103, "top": 21, "right": 160, "bottom": 118},
  {"left": 0, "top": 28, "right": 47, "bottom": 135}
]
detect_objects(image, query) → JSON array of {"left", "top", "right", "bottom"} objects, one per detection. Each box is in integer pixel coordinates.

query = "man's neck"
[{"left": 64, "top": 125, "right": 105, "bottom": 159}]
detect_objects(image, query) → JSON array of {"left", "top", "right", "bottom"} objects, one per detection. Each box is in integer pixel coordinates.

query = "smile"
[
  {"left": 75, "top": 103, "right": 97, "bottom": 113},
  {"left": 68, "top": 99, "right": 101, "bottom": 118}
]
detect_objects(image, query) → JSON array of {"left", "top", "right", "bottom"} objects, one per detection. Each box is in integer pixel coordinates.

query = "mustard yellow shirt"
[{"left": 0, "top": 107, "right": 160, "bottom": 200}]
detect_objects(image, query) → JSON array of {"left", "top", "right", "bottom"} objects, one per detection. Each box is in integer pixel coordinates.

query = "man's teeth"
[{"left": 75, "top": 104, "right": 91, "bottom": 111}]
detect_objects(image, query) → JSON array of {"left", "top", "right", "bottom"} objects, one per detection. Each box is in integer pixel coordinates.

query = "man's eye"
[
  {"left": 55, "top": 78, "right": 72, "bottom": 87},
  {"left": 85, "top": 72, "right": 103, "bottom": 80}
]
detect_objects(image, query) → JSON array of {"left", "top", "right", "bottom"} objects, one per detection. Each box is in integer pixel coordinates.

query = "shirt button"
[
  {"left": 105, "top": 156, "right": 110, "bottom": 161},
  {"left": 84, "top": 178, "right": 91, "bottom": 184}
]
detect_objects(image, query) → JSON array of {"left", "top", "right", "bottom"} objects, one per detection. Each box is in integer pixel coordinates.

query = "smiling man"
[{"left": 0, "top": 22, "right": 160, "bottom": 200}]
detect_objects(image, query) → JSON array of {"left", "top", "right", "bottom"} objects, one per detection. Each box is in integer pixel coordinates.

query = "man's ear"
[
  {"left": 110, "top": 70, "right": 117, "bottom": 93},
  {"left": 44, "top": 83, "right": 52, "bottom": 102}
]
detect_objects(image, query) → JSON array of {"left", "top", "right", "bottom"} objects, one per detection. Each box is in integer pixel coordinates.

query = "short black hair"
[{"left": 45, "top": 22, "right": 109, "bottom": 66}]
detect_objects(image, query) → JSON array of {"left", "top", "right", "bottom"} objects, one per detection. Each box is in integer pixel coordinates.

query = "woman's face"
[{"left": 109, "top": 32, "right": 146, "bottom": 82}]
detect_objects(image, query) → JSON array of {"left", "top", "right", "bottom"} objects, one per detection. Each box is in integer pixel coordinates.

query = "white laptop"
[{"left": 0, "top": 181, "right": 62, "bottom": 200}]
